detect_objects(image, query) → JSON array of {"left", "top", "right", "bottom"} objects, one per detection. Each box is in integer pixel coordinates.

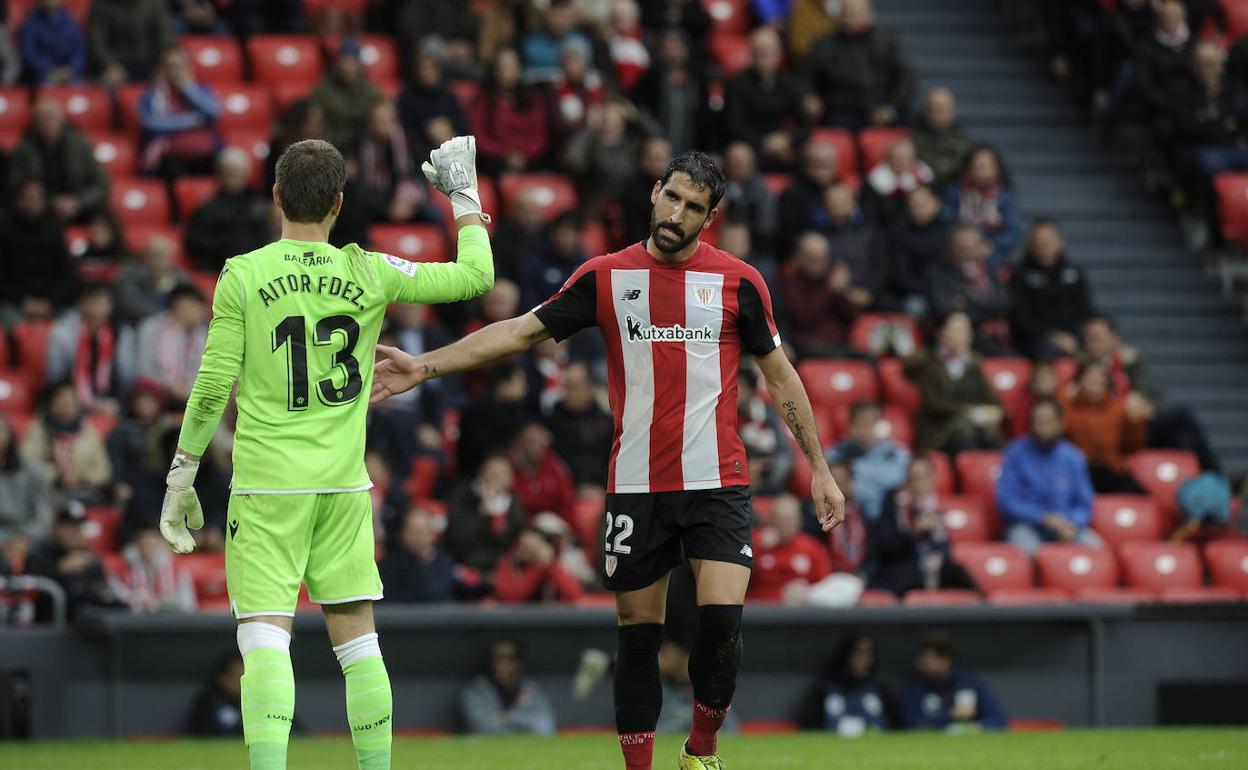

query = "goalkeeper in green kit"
[{"left": 158, "top": 136, "right": 494, "bottom": 770}]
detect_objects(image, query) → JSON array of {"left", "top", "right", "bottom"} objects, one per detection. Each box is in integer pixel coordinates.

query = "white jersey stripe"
[
  {"left": 681, "top": 272, "right": 724, "bottom": 488},
  {"left": 611, "top": 269, "right": 654, "bottom": 493}
]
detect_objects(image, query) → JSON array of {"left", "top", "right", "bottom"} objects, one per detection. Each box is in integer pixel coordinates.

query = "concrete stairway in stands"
[{"left": 875, "top": 0, "right": 1248, "bottom": 475}]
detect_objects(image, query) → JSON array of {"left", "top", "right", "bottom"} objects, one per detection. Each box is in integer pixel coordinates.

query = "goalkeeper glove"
[
  {"left": 159, "top": 455, "right": 204, "bottom": 554},
  {"left": 421, "top": 135, "right": 492, "bottom": 223}
]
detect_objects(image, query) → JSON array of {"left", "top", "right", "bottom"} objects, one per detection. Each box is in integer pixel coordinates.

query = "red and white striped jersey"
[{"left": 534, "top": 241, "right": 781, "bottom": 494}]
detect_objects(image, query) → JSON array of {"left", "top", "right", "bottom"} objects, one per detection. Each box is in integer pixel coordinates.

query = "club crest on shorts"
[
  {"left": 691, "top": 284, "right": 716, "bottom": 308},
  {"left": 605, "top": 554, "right": 618, "bottom": 577}
]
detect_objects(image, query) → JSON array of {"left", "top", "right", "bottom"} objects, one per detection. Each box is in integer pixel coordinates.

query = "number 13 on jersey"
[{"left": 272, "top": 314, "right": 363, "bottom": 411}]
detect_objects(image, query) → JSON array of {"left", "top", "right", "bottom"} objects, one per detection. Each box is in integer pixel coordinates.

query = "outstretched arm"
[
  {"left": 371, "top": 312, "right": 551, "bottom": 404},
  {"left": 756, "top": 347, "right": 846, "bottom": 531}
]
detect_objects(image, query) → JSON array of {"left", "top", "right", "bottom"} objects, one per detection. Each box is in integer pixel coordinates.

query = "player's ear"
[
  {"left": 701, "top": 207, "right": 718, "bottom": 232},
  {"left": 271, "top": 184, "right": 281, "bottom": 211},
  {"left": 650, "top": 180, "right": 661, "bottom": 205},
  {"left": 331, "top": 191, "right": 344, "bottom": 218}
]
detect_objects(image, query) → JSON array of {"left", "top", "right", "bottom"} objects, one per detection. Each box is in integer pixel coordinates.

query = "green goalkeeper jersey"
[{"left": 177, "top": 225, "right": 493, "bottom": 493}]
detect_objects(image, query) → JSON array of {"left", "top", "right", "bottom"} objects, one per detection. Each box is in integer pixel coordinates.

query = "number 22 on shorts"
[{"left": 604, "top": 512, "right": 634, "bottom": 554}]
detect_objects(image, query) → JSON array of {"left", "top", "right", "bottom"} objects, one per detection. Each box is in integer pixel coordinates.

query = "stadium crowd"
[{"left": 1, "top": 0, "right": 1247, "bottom": 627}]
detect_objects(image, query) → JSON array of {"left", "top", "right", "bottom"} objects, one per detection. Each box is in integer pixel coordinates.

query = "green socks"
[
  {"left": 335, "top": 633, "right": 393, "bottom": 770},
  {"left": 238, "top": 623, "right": 296, "bottom": 770}
]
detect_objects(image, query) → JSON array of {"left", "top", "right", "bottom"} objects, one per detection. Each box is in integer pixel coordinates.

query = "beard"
[{"left": 648, "top": 208, "right": 701, "bottom": 254}]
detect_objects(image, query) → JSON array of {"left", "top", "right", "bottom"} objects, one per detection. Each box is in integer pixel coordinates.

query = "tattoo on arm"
[
  {"left": 782, "top": 399, "right": 821, "bottom": 465},
  {"left": 422, "top": 363, "right": 439, "bottom": 378}
]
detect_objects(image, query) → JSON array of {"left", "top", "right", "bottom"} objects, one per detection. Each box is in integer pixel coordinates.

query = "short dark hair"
[
  {"left": 1030, "top": 396, "right": 1063, "bottom": 422},
  {"left": 849, "top": 400, "right": 880, "bottom": 423},
  {"left": 168, "top": 284, "right": 205, "bottom": 307},
  {"left": 1085, "top": 314, "right": 1117, "bottom": 333},
  {"left": 917, "top": 633, "right": 956, "bottom": 662},
  {"left": 274, "top": 139, "right": 346, "bottom": 223},
  {"left": 660, "top": 150, "right": 727, "bottom": 209}
]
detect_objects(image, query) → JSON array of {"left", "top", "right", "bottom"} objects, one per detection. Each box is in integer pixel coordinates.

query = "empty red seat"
[
  {"left": 988, "top": 588, "right": 1071, "bottom": 606},
  {"left": 272, "top": 80, "right": 316, "bottom": 113},
  {"left": 247, "top": 35, "right": 324, "bottom": 87},
  {"left": 1219, "top": 172, "right": 1248, "bottom": 241},
  {"left": 1091, "top": 494, "right": 1162, "bottom": 547},
  {"left": 902, "top": 589, "right": 981, "bottom": 607},
  {"left": 173, "top": 177, "right": 218, "bottom": 219},
  {"left": 87, "top": 132, "right": 137, "bottom": 179},
  {"left": 0, "top": 88, "right": 31, "bottom": 134},
  {"left": 110, "top": 178, "right": 171, "bottom": 224},
  {"left": 952, "top": 543, "right": 1033, "bottom": 593},
  {"left": 857, "top": 589, "right": 899, "bottom": 607},
  {"left": 807, "top": 127, "right": 860, "bottom": 186},
  {"left": 926, "top": 451, "right": 955, "bottom": 496},
  {"left": 0, "top": 369, "right": 34, "bottom": 414},
  {"left": 1224, "top": 0, "right": 1248, "bottom": 44},
  {"left": 941, "top": 494, "right": 993, "bottom": 543},
  {"left": 858, "top": 127, "right": 912, "bottom": 171},
  {"left": 115, "top": 84, "right": 146, "bottom": 135},
  {"left": 182, "top": 36, "right": 245, "bottom": 84},
  {"left": 981, "top": 358, "right": 1032, "bottom": 417},
  {"left": 709, "top": 33, "right": 751, "bottom": 75},
  {"left": 1204, "top": 541, "right": 1248, "bottom": 593},
  {"left": 1158, "top": 586, "right": 1241, "bottom": 604},
  {"left": 796, "top": 360, "right": 878, "bottom": 419},
  {"left": 38, "top": 85, "right": 112, "bottom": 131},
  {"left": 216, "top": 84, "right": 273, "bottom": 132},
  {"left": 83, "top": 506, "right": 122, "bottom": 554},
  {"left": 955, "top": 450, "right": 1003, "bottom": 500},
  {"left": 1119, "top": 541, "right": 1201, "bottom": 591},
  {"left": 1034, "top": 544, "right": 1118, "bottom": 593},
  {"left": 1124, "top": 450, "right": 1200, "bottom": 516},
  {"left": 368, "top": 224, "right": 449, "bottom": 263},
  {"left": 11, "top": 320, "right": 52, "bottom": 388},
  {"left": 849, "top": 314, "right": 920, "bottom": 357},
  {"left": 878, "top": 357, "right": 919, "bottom": 414},
  {"left": 499, "top": 173, "right": 578, "bottom": 221},
  {"left": 704, "top": 0, "right": 751, "bottom": 35},
  {"left": 177, "top": 552, "right": 228, "bottom": 602},
  {"left": 360, "top": 36, "right": 399, "bottom": 82},
  {"left": 1074, "top": 587, "right": 1157, "bottom": 604}
]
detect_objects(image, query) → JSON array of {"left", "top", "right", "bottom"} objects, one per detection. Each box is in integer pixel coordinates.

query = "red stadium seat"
[
  {"left": 304, "top": 0, "right": 367, "bottom": 16},
  {"left": 981, "top": 358, "right": 1032, "bottom": 418},
  {"left": 6, "top": 412, "right": 34, "bottom": 441},
  {"left": 942, "top": 494, "right": 993, "bottom": 543},
  {"left": 221, "top": 129, "right": 271, "bottom": 187},
  {"left": 796, "top": 361, "right": 878, "bottom": 419},
  {"left": 752, "top": 495, "right": 775, "bottom": 523},
  {"left": 709, "top": 34, "right": 751, "bottom": 76},
  {"left": 404, "top": 457, "right": 441, "bottom": 502},
  {"left": 1073, "top": 587, "right": 1157, "bottom": 604},
  {"left": 1215, "top": 173, "right": 1248, "bottom": 243},
  {"left": 848, "top": 314, "right": 920, "bottom": 358},
  {"left": 878, "top": 357, "right": 919, "bottom": 415},
  {"left": 272, "top": 80, "right": 316, "bottom": 113},
  {"left": 83, "top": 506, "right": 122, "bottom": 554},
  {"left": 1158, "top": 586, "right": 1241, "bottom": 604},
  {"left": 8, "top": 0, "right": 90, "bottom": 28},
  {"left": 1224, "top": 0, "right": 1248, "bottom": 44},
  {"left": 704, "top": 0, "right": 751, "bottom": 35},
  {"left": 0, "top": 88, "right": 31, "bottom": 134},
  {"left": 216, "top": 85, "right": 274, "bottom": 132},
  {"left": 38, "top": 85, "right": 112, "bottom": 131},
  {"left": 762, "top": 173, "right": 790, "bottom": 197},
  {"left": 0, "top": 369, "right": 35, "bottom": 415},
  {"left": 11, "top": 320, "right": 52, "bottom": 388},
  {"left": 87, "top": 132, "right": 138, "bottom": 179},
  {"left": 0, "top": 128, "right": 21, "bottom": 152},
  {"left": 115, "top": 84, "right": 146, "bottom": 135},
  {"left": 926, "top": 451, "right": 955, "bottom": 496},
  {"left": 1204, "top": 541, "right": 1248, "bottom": 593},
  {"left": 449, "top": 80, "right": 480, "bottom": 112},
  {"left": 573, "top": 497, "right": 605, "bottom": 562},
  {"left": 1052, "top": 357, "right": 1078, "bottom": 388},
  {"left": 182, "top": 36, "right": 245, "bottom": 85},
  {"left": 368, "top": 224, "right": 449, "bottom": 263},
  {"left": 173, "top": 177, "right": 218, "bottom": 219},
  {"left": 360, "top": 36, "right": 399, "bottom": 82},
  {"left": 498, "top": 173, "right": 578, "bottom": 222},
  {"left": 1124, "top": 450, "right": 1200, "bottom": 516},
  {"left": 1091, "top": 495, "right": 1162, "bottom": 547},
  {"left": 109, "top": 178, "right": 171, "bottom": 224},
  {"left": 955, "top": 450, "right": 1003, "bottom": 500},
  {"left": 178, "top": 552, "right": 228, "bottom": 602},
  {"left": 0, "top": 328, "right": 8, "bottom": 369},
  {"left": 808, "top": 127, "right": 860, "bottom": 187},
  {"left": 100, "top": 552, "right": 127, "bottom": 581},
  {"left": 988, "top": 588, "right": 1071, "bottom": 606},
  {"left": 1119, "top": 542, "right": 1201, "bottom": 592},
  {"left": 583, "top": 220, "right": 609, "bottom": 256},
  {"left": 902, "top": 589, "right": 981, "bottom": 607},
  {"left": 857, "top": 589, "right": 899, "bottom": 607},
  {"left": 952, "top": 543, "right": 1033, "bottom": 592},
  {"left": 1034, "top": 544, "right": 1119, "bottom": 593},
  {"left": 858, "top": 127, "right": 911, "bottom": 172},
  {"left": 247, "top": 35, "right": 324, "bottom": 87}
]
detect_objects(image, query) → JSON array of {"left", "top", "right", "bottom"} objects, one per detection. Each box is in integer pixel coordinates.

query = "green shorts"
[{"left": 225, "top": 491, "right": 382, "bottom": 618}]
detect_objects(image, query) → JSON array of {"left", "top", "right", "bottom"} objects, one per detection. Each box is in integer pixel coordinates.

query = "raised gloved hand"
[
  {"left": 421, "top": 135, "right": 491, "bottom": 223},
  {"left": 159, "top": 454, "right": 204, "bottom": 554}
]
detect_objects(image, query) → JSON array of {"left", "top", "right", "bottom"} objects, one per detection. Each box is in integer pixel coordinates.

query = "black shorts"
[{"left": 602, "top": 485, "right": 756, "bottom": 592}]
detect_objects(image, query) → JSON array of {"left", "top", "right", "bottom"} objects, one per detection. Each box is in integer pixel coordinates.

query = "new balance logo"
[
  {"left": 740, "top": 545, "right": 753, "bottom": 558},
  {"left": 625, "top": 315, "right": 716, "bottom": 343},
  {"left": 621, "top": 289, "right": 642, "bottom": 301}
]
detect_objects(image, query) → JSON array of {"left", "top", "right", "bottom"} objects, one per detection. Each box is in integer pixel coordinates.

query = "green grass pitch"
[{"left": 2, "top": 729, "right": 1246, "bottom": 769}]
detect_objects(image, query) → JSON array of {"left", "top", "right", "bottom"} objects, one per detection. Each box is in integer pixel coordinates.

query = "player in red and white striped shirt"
[{"left": 371, "top": 152, "right": 844, "bottom": 770}]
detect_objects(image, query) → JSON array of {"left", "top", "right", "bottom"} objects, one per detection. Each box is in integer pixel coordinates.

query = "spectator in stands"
[
  {"left": 170, "top": 0, "right": 228, "bottom": 34},
  {"left": 901, "top": 634, "right": 1007, "bottom": 731},
  {"left": 787, "top": 0, "right": 840, "bottom": 60},
  {"left": 461, "top": 639, "right": 557, "bottom": 734},
  {"left": 108, "top": 379, "right": 173, "bottom": 543},
  {"left": 829, "top": 401, "right": 910, "bottom": 522},
  {"left": 471, "top": 47, "right": 549, "bottom": 175},
  {"left": 354, "top": 99, "right": 437, "bottom": 225},
  {"left": 81, "top": 209, "right": 131, "bottom": 263},
  {"left": 19, "top": 0, "right": 85, "bottom": 85},
  {"left": 113, "top": 523, "right": 198, "bottom": 613},
  {"left": 87, "top": 0, "right": 174, "bottom": 86},
  {"left": 114, "top": 235, "right": 190, "bottom": 326},
  {"left": 0, "top": 414, "right": 55, "bottom": 559},
  {"left": 886, "top": 185, "right": 948, "bottom": 316},
  {"left": 1081, "top": 315, "right": 1220, "bottom": 471},
  {"left": 398, "top": 38, "right": 470, "bottom": 163},
  {"left": 47, "top": 284, "right": 136, "bottom": 412},
  {"left": 827, "top": 460, "right": 870, "bottom": 576},
  {"left": 800, "top": 634, "right": 899, "bottom": 734},
  {"left": 718, "top": 222, "right": 781, "bottom": 302},
  {"left": 819, "top": 183, "right": 886, "bottom": 307},
  {"left": 1010, "top": 360, "right": 1060, "bottom": 438},
  {"left": 606, "top": 0, "right": 650, "bottom": 92},
  {"left": 721, "top": 141, "right": 777, "bottom": 249},
  {"left": 805, "top": 0, "right": 914, "bottom": 130},
  {"left": 782, "top": 232, "right": 860, "bottom": 359},
  {"left": 493, "top": 525, "right": 586, "bottom": 603},
  {"left": 870, "top": 455, "right": 978, "bottom": 596},
  {"left": 562, "top": 95, "right": 646, "bottom": 217},
  {"left": 508, "top": 421, "right": 577, "bottom": 526},
  {"left": 380, "top": 507, "right": 466, "bottom": 603},
  {"left": 997, "top": 398, "right": 1101, "bottom": 556},
  {"left": 519, "top": 212, "right": 589, "bottom": 311},
  {"left": 631, "top": 28, "right": 710, "bottom": 155},
  {"left": 944, "top": 145, "right": 1021, "bottom": 273},
  {"left": 266, "top": 99, "right": 327, "bottom": 188},
  {"left": 655, "top": 636, "right": 741, "bottom": 734},
  {"left": 747, "top": 493, "right": 833, "bottom": 603},
  {"left": 520, "top": 0, "right": 590, "bottom": 83},
  {"left": 725, "top": 25, "right": 809, "bottom": 172},
  {"left": 926, "top": 226, "right": 1012, "bottom": 353},
  {"left": 312, "top": 38, "right": 383, "bottom": 152},
  {"left": 736, "top": 366, "right": 795, "bottom": 497},
  {"left": 776, "top": 139, "right": 842, "bottom": 260},
  {"left": 24, "top": 501, "right": 123, "bottom": 620},
  {"left": 907, "top": 312, "right": 1004, "bottom": 455},
  {"left": 863, "top": 138, "right": 934, "bottom": 226},
  {"left": 617, "top": 134, "right": 672, "bottom": 247},
  {"left": 396, "top": 1, "right": 480, "bottom": 78},
  {"left": 21, "top": 381, "right": 113, "bottom": 501},
  {"left": 911, "top": 87, "right": 973, "bottom": 190},
  {"left": 1008, "top": 219, "right": 1095, "bottom": 359},
  {"left": 0, "top": 178, "right": 76, "bottom": 321},
  {"left": 186, "top": 653, "right": 243, "bottom": 736},
  {"left": 1134, "top": 1, "right": 1195, "bottom": 117},
  {"left": 138, "top": 47, "right": 221, "bottom": 177},
  {"left": 184, "top": 148, "right": 268, "bottom": 272},
  {"left": 457, "top": 363, "right": 536, "bottom": 476},
  {"left": 445, "top": 453, "right": 527, "bottom": 575},
  {"left": 9, "top": 98, "right": 107, "bottom": 223},
  {"left": 134, "top": 285, "right": 207, "bottom": 405},
  {"left": 547, "top": 362, "right": 612, "bottom": 490},
  {"left": 1059, "top": 361, "right": 1149, "bottom": 494}
]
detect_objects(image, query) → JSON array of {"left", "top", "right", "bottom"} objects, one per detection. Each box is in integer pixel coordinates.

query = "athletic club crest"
[
  {"left": 692, "top": 284, "right": 716, "bottom": 308},
  {"left": 605, "top": 555, "right": 618, "bottom": 577}
]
